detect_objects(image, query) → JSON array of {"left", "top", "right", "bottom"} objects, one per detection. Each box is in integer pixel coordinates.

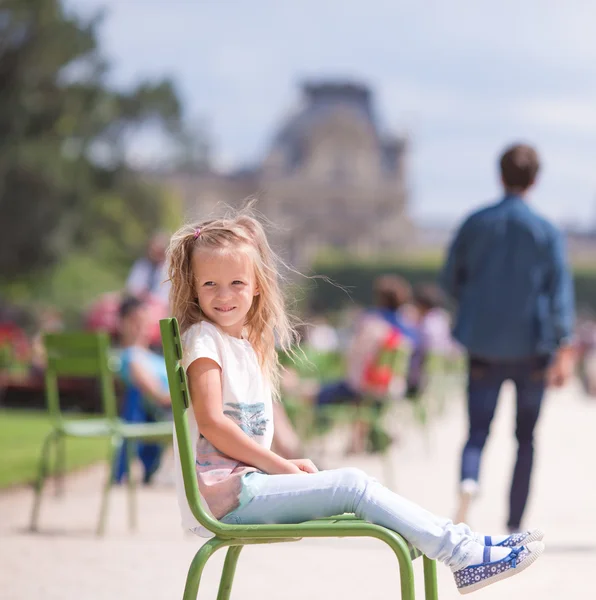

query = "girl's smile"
[{"left": 192, "top": 249, "right": 259, "bottom": 338}]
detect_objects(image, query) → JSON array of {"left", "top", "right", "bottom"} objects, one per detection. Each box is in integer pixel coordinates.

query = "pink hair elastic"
[{"left": 193, "top": 228, "right": 201, "bottom": 239}]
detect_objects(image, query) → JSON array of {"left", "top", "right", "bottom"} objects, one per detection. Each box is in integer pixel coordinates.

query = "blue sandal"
[
  {"left": 454, "top": 541, "right": 544, "bottom": 595},
  {"left": 484, "top": 528, "right": 545, "bottom": 548}
]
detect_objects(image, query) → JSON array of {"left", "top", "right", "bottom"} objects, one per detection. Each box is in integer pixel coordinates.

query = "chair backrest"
[
  {"left": 159, "top": 317, "right": 224, "bottom": 534},
  {"left": 376, "top": 344, "right": 411, "bottom": 377},
  {"left": 43, "top": 331, "right": 118, "bottom": 421},
  {"left": 363, "top": 335, "right": 412, "bottom": 396}
]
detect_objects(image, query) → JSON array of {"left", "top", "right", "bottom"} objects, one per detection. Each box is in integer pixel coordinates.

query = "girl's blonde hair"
[{"left": 167, "top": 203, "right": 297, "bottom": 398}]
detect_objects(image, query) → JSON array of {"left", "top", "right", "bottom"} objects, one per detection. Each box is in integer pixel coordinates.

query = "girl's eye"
[
  {"left": 203, "top": 281, "right": 215, "bottom": 287},
  {"left": 232, "top": 280, "right": 245, "bottom": 285}
]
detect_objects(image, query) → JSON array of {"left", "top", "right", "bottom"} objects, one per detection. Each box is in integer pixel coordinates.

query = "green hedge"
[{"left": 307, "top": 257, "right": 596, "bottom": 314}]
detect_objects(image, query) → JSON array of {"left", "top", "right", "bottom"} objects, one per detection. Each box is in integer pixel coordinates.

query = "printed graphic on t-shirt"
[{"left": 223, "top": 402, "right": 268, "bottom": 437}]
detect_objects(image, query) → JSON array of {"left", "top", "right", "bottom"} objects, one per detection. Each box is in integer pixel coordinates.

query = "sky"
[{"left": 68, "top": 0, "right": 596, "bottom": 228}]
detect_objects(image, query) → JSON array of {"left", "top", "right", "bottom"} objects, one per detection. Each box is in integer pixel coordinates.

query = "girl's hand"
[{"left": 289, "top": 458, "right": 319, "bottom": 474}]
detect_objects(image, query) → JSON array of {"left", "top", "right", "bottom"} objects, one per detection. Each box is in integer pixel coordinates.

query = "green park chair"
[
  {"left": 408, "top": 351, "right": 466, "bottom": 424},
  {"left": 160, "top": 317, "right": 439, "bottom": 600},
  {"left": 29, "top": 331, "right": 173, "bottom": 536}
]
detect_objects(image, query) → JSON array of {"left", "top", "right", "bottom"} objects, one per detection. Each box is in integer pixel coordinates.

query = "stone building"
[{"left": 165, "top": 80, "right": 412, "bottom": 268}]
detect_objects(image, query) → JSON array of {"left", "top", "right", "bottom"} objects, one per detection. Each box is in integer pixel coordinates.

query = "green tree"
[{"left": 0, "top": 0, "right": 183, "bottom": 280}]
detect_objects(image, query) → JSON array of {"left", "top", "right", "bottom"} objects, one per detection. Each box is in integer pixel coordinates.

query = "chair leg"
[
  {"left": 382, "top": 532, "right": 416, "bottom": 600},
  {"left": 30, "top": 431, "right": 56, "bottom": 532},
  {"left": 55, "top": 433, "right": 66, "bottom": 497},
  {"left": 125, "top": 440, "right": 137, "bottom": 532},
  {"left": 96, "top": 436, "right": 122, "bottom": 536},
  {"left": 30, "top": 431, "right": 56, "bottom": 531},
  {"left": 183, "top": 538, "right": 230, "bottom": 600},
  {"left": 423, "top": 556, "right": 439, "bottom": 600},
  {"left": 216, "top": 545, "right": 244, "bottom": 600}
]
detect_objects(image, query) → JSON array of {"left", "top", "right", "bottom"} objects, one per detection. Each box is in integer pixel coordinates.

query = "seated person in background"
[
  {"left": 115, "top": 295, "right": 172, "bottom": 484},
  {"left": 407, "top": 283, "right": 457, "bottom": 396},
  {"left": 317, "top": 274, "right": 418, "bottom": 406},
  {"left": 117, "top": 296, "right": 172, "bottom": 420},
  {"left": 313, "top": 275, "right": 418, "bottom": 453}
]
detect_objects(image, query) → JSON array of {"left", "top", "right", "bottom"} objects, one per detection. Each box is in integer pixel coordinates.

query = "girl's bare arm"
[{"left": 187, "top": 357, "right": 301, "bottom": 475}]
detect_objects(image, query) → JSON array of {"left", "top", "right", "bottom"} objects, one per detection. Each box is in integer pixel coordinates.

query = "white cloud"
[{"left": 515, "top": 97, "right": 596, "bottom": 136}]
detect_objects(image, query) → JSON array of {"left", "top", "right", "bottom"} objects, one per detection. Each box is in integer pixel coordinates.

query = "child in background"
[
  {"left": 167, "top": 206, "right": 544, "bottom": 595},
  {"left": 115, "top": 296, "right": 172, "bottom": 484}
]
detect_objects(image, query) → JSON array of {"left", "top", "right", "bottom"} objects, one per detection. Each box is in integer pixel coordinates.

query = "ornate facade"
[{"left": 165, "top": 80, "right": 411, "bottom": 267}]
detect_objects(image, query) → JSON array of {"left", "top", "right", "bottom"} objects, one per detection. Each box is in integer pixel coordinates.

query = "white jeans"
[{"left": 221, "top": 467, "right": 475, "bottom": 570}]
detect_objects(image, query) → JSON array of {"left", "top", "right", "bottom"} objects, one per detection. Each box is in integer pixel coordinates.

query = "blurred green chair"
[
  {"left": 159, "top": 317, "right": 438, "bottom": 600},
  {"left": 293, "top": 344, "right": 411, "bottom": 489},
  {"left": 29, "top": 331, "right": 172, "bottom": 536},
  {"left": 408, "top": 351, "right": 465, "bottom": 424}
]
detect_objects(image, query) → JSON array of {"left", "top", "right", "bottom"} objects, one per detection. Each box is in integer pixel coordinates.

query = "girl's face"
[{"left": 192, "top": 248, "right": 259, "bottom": 338}]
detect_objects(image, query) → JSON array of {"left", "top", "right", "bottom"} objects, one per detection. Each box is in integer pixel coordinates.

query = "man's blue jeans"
[{"left": 461, "top": 355, "right": 549, "bottom": 529}]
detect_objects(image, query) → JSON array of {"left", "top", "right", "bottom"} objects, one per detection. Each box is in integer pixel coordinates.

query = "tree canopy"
[{"left": 0, "top": 0, "right": 183, "bottom": 283}]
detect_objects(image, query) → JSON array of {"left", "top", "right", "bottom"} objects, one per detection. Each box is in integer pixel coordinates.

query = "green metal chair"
[
  {"left": 160, "top": 317, "right": 439, "bottom": 600},
  {"left": 409, "top": 351, "right": 465, "bottom": 424},
  {"left": 29, "top": 331, "right": 173, "bottom": 536}
]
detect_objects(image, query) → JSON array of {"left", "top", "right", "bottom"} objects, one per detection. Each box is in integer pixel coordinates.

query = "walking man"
[{"left": 440, "top": 143, "right": 575, "bottom": 531}]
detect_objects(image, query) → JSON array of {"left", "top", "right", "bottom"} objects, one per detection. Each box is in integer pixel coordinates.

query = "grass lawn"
[{"left": 0, "top": 409, "right": 109, "bottom": 489}]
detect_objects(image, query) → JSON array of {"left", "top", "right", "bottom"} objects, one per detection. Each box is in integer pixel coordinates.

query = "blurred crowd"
[{"left": 1, "top": 229, "right": 595, "bottom": 484}]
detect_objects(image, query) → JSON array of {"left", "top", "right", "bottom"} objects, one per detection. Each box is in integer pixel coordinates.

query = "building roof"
[{"left": 269, "top": 80, "right": 404, "bottom": 174}]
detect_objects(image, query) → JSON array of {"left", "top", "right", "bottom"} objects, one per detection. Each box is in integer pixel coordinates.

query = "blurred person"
[
  {"left": 126, "top": 232, "right": 171, "bottom": 305},
  {"left": 115, "top": 295, "right": 172, "bottom": 484},
  {"left": 440, "top": 143, "right": 575, "bottom": 531},
  {"left": 86, "top": 290, "right": 166, "bottom": 353},
  {"left": 406, "top": 283, "right": 457, "bottom": 396},
  {"left": 313, "top": 275, "right": 418, "bottom": 453},
  {"left": 317, "top": 275, "right": 417, "bottom": 405},
  {"left": 117, "top": 295, "right": 171, "bottom": 419}
]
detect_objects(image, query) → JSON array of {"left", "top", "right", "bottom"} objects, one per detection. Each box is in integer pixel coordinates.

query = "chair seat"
[
  {"left": 55, "top": 418, "right": 172, "bottom": 440},
  {"left": 57, "top": 418, "right": 114, "bottom": 437},
  {"left": 116, "top": 421, "right": 173, "bottom": 440},
  {"left": 213, "top": 515, "right": 422, "bottom": 561}
]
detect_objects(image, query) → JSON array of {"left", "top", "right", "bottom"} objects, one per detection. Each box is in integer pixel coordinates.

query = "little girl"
[{"left": 167, "top": 207, "right": 544, "bottom": 595}]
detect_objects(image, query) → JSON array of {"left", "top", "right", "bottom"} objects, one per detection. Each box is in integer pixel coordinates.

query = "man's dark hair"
[
  {"left": 499, "top": 143, "right": 540, "bottom": 192},
  {"left": 373, "top": 275, "right": 412, "bottom": 311},
  {"left": 119, "top": 295, "right": 144, "bottom": 320},
  {"left": 413, "top": 283, "right": 446, "bottom": 312}
]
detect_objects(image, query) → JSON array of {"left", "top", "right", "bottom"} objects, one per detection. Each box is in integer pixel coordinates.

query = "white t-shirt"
[{"left": 172, "top": 321, "right": 274, "bottom": 534}]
